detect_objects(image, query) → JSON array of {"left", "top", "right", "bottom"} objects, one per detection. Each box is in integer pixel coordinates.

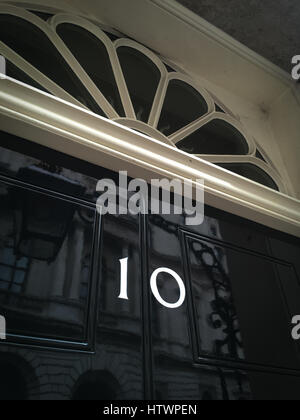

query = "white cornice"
[
  {"left": 0, "top": 78, "right": 299, "bottom": 238},
  {"left": 150, "top": 0, "right": 291, "bottom": 86}
]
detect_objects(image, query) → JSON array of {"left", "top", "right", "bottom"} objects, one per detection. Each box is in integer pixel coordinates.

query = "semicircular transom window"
[
  {"left": 0, "top": 7, "right": 285, "bottom": 194},
  {"left": 0, "top": 13, "right": 104, "bottom": 115}
]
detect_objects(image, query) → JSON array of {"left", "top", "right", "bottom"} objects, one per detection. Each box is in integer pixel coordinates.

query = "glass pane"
[
  {"left": 10, "top": 284, "right": 22, "bottom": 294},
  {"left": 158, "top": 79, "right": 209, "bottom": 135},
  {"left": 57, "top": 23, "right": 125, "bottom": 116},
  {"left": 103, "top": 30, "right": 121, "bottom": 42},
  {"left": 218, "top": 163, "right": 279, "bottom": 191},
  {"left": 256, "top": 149, "right": 267, "bottom": 163},
  {"left": 215, "top": 103, "right": 226, "bottom": 113},
  {"left": 164, "top": 63, "right": 176, "bottom": 73},
  {"left": 0, "top": 14, "right": 105, "bottom": 115},
  {"left": 0, "top": 266, "right": 12, "bottom": 282},
  {"left": 0, "top": 181, "right": 95, "bottom": 342},
  {"left": 16, "top": 256, "right": 28, "bottom": 269},
  {"left": 0, "top": 280, "right": 9, "bottom": 290},
  {"left": 117, "top": 46, "right": 161, "bottom": 122},
  {"left": 5, "top": 60, "right": 49, "bottom": 92},
  {"left": 0, "top": 247, "right": 15, "bottom": 266},
  {"left": 177, "top": 119, "right": 249, "bottom": 155},
  {"left": 13, "top": 271, "right": 25, "bottom": 286},
  {"left": 28, "top": 11, "right": 53, "bottom": 21}
]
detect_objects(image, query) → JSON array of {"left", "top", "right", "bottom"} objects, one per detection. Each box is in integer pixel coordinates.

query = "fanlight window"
[{"left": 0, "top": 5, "right": 285, "bottom": 192}]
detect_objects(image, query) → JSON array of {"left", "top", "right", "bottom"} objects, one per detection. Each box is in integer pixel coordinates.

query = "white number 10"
[{"left": 118, "top": 258, "right": 186, "bottom": 309}]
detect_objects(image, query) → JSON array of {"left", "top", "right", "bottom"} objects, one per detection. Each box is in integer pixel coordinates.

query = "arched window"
[{"left": 0, "top": 4, "right": 285, "bottom": 193}]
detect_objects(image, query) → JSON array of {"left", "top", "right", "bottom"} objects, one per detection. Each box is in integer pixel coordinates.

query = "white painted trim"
[
  {"left": 8, "top": 1, "right": 64, "bottom": 15},
  {"left": 0, "top": 4, "right": 118, "bottom": 118},
  {"left": 115, "top": 38, "right": 168, "bottom": 80},
  {"left": 0, "top": 78, "right": 299, "bottom": 238},
  {"left": 0, "top": 5, "right": 288, "bottom": 197},
  {"left": 0, "top": 41, "right": 87, "bottom": 108},
  {"left": 292, "top": 85, "right": 300, "bottom": 107},
  {"left": 209, "top": 93, "right": 235, "bottom": 118},
  {"left": 50, "top": 14, "right": 135, "bottom": 119},
  {"left": 113, "top": 118, "right": 174, "bottom": 146},
  {"left": 114, "top": 38, "right": 168, "bottom": 124},
  {"left": 196, "top": 155, "right": 287, "bottom": 194},
  {"left": 152, "top": 72, "right": 215, "bottom": 130},
  {"left": 171, "top": 113, "right": 256, "bottom": 156}
]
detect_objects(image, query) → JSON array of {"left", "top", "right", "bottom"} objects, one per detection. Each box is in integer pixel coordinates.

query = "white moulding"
[
  {"left": 0, "top": 55, "right": 5, "bottom": 78},
  {"left": 0, "top": 77, "right": 299, "bottom": 237}
]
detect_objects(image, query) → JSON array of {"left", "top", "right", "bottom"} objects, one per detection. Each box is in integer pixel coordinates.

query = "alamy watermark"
[
  {"left": 292, "top": 316, "right": 300, "bottom": 341},
  {"left": 96, "top": 172, "right": 205, "bottom": 226},
  {"left": 292, "top": 55, "right": 300, "bottom": 81},
  {"left": 0, "top": 315, "right": 6, "bottom": 340}
]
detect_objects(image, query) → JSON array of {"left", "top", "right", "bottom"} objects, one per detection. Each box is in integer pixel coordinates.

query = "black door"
[{"left": 0, "top": 130, "right": 299, "bottom": 400}]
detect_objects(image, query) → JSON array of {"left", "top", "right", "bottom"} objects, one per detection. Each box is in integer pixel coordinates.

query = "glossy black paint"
[{"left": 0, "top": 130, "right": 299, "bottom": 400}]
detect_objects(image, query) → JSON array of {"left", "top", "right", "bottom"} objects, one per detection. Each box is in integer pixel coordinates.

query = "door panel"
[
  {"left": 96, "top": 213, "right": 144, "bottom": 400},
  {"left": 184, "top": 233, "right": 300, "bottom": 369},
  {"left": 0, "top": 180, "right": 97, "bottom": 346}
]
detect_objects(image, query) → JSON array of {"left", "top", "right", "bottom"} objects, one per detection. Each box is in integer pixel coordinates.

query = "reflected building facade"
[{"left": 0, "top": 132, "right": 299, "bottom": 400}]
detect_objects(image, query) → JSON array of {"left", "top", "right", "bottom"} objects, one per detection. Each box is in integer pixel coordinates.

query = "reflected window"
[
  {"left": 158, "top": 79, "right": 209, "bottom": 135},
  {"left": 117, "top": 46, "right": 161, "bottom": 122},
  {"left": 13, "top": 187, "right": 78, "bottom": 262},
  {"left": 0, "top": 14, "right": 104, "bottom": 115},
  {"left": 0, "top": 243, "right": 29, "bottom": 294},
  {"left": 57, "top": 23, "right": 125, "bottom": 116},
  {"left": 177, "top": 119, "right": 249, "bottom": 155},
  {"left": 218, "top": 163, "right": 279, "bottom": 191}
]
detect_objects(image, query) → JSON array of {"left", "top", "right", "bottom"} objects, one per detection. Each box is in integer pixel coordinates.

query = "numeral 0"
[{"left": 118, "top": 258, "right": 186, "bottom": 309}]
